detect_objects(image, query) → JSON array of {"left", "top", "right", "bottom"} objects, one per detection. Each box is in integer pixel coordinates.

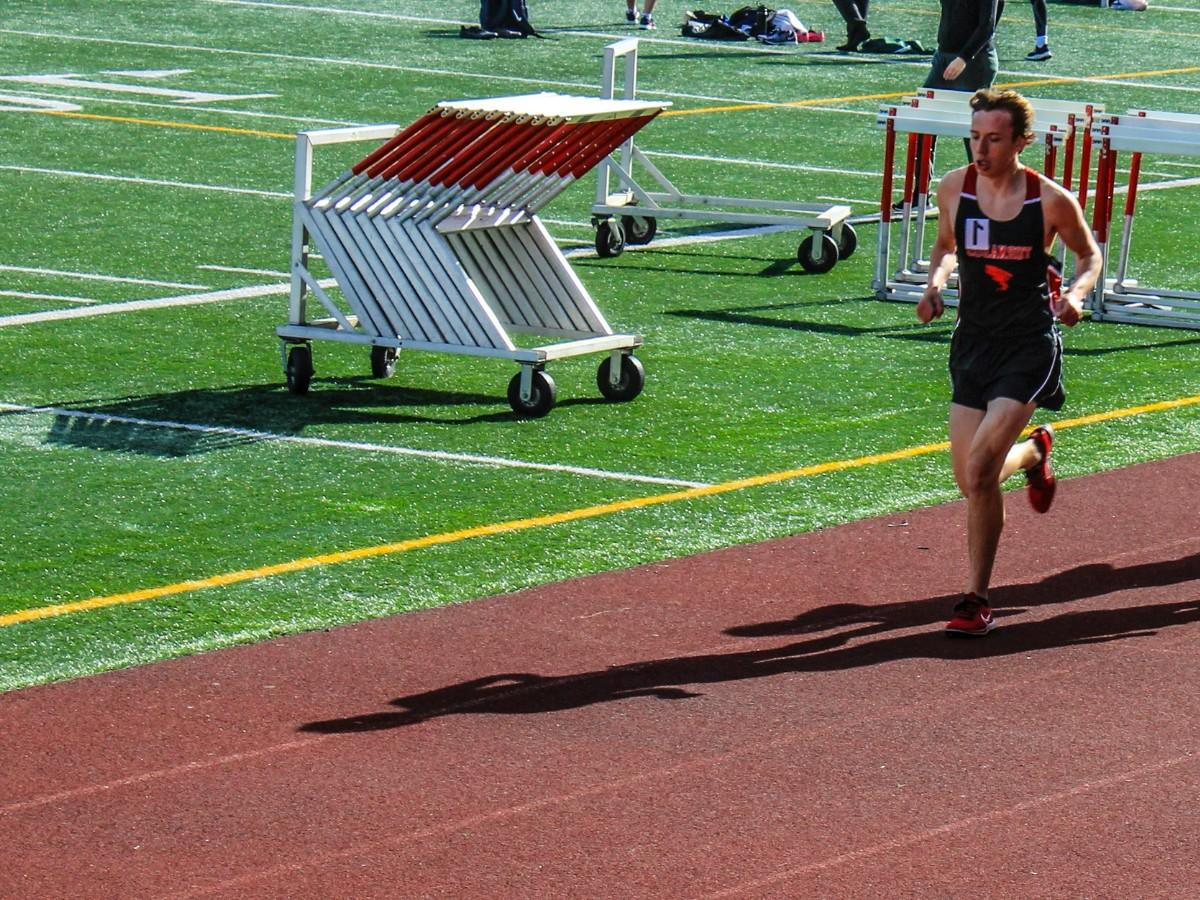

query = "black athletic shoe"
[
  {"left": 1026, "top": 44, "right": 1052, "bottom": 61},
  {"left": 837, "top": 22, "right": 869, "bottom": 52},
  {"left": 460, "top": 25, "right": 497, "bottom": 39}
]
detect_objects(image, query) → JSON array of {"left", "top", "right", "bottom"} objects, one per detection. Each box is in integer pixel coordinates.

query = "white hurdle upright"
[
  {"left": 590, "top": 39, "right": 856, "bottom": 274},
  {"left": 1090, "top": 109, "right": 1200, "bottom": 329},
  {"left": 279, "top": 92, "right": 669, "bottom": 417},
  {"left": 873, "top": 91, "right": 1083, "bottom": 307}
]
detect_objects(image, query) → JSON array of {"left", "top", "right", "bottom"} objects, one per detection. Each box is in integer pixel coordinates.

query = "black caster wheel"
[
  {"left": 285, "top": 344, "right": 314, "bottom": 395},
  {"left": 834, "top": 223, "right": 858, "bottom": 260},
  {"left": 621, "top": 214, "right": 657, "bottom": 246},
  {"left": 507, "top": 368, "right": 557, "bottom": 418},
  {"left": 596, "top": 354, "right": 645, "bottom": 402},
  {"left": 797, "top": 232, "right": 839, "bottom": 274},
  {"left": 370, "top": 345, "right": 397, "bottom": 378},
  {"left": 595, "top": 219, "right": 626, "bottom": 258}
]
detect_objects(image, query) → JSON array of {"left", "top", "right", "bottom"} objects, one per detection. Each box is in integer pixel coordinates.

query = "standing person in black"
[
  {"left": 924, "top": 0, "right": 1003, "bottom": 92},
  {"left": 832, "top": 0, "right": 870, "bottom": 51},
  {"left": 1027, "top": 0, "right": 1052, "bottom": 60},
  {"left": 916, "top": 90, "right": 1101, "bottom": 637}
]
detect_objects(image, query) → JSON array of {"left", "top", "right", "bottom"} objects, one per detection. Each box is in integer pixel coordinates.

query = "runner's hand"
[
  {"left": 1054, "top": 293, "right": 1083, "bottom": 326},
  {"left": 917, "top": 286, "right": 945, "bottom": 323}
]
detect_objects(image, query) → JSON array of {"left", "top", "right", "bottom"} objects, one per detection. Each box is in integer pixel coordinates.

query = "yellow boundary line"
[
  {"left": 30, "top": 64, "right": 1200, "bottom": 130},
  {"left": 664, "top": 65, "right": 1200, "bottom": 117},
  {"left": 36, "top": 109, "right": 292, "bottom": 139},
  {"left": 3, "top": 394, "right": 1199, "bottom": 628}
]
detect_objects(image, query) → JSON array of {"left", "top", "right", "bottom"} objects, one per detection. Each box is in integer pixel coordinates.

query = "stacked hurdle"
[
  {"left": 1090, "top": 109, "right": 1200, "bottom": 329},
  {"left": 278, "top": 92, "right": 669, "bottom": 417},
  {"left": 873, "top": 90, "right": 1100, "bottom": 307}
]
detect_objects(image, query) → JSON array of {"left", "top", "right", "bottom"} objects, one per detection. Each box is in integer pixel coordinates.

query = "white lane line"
[
  {"left": 642, "top": 150, "right": 881, "bottom": 179},
  {"left": 2, "top": 86, "right": 353, "bottom": 127},
  {"left": 202, "top": 0, "right": 454, "bottom": 23},
  {"left": 0, "top": 164, "right": 289, "bottom": 198},
  {"left": 0, "top": 280, "right": 296, "bottom": 327},
  {"left": 1124, "top": 174, "right": 1200, "bottom": 194},
  {"left": 0, "top": 290, "right": 97, "bottom": 304},
  {"left": 0, "top": 403, "right": 712, "bottom": 488},
  {"left": 0, "top": 265, "right": 208, "bottom": 290},
  {"left": 198, "top": 265, "right": 290, "bottom": 277},
  {"left": 0, "top": 29, "right": 870, "bottom": 112}
]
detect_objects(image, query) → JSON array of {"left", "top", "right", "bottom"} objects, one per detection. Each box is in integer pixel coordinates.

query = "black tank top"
[{"left": 954, "top": 165, "right": 1052, "bottom": 337}]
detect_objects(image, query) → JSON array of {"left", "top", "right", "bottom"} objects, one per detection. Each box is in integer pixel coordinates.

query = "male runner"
[{"left": 916, "top": 89, "right": 1101, "bottom": 636}]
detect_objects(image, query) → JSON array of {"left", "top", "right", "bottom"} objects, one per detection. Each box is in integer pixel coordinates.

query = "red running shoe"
[
  {"left": 945, "top": 595, "right": 995, "bottom": 636},
  {"left": 1026, "top": 424, "right": 1056, "bottom": 514}
]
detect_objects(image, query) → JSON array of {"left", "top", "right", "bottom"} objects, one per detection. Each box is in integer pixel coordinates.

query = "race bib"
[{"left": 964, "top": 217, "right": 990, "bottom": 251}]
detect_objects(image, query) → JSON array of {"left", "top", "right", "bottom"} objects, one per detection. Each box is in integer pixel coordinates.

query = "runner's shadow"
[
  {"left": 299, "top": 556, "right": 1199, "bottom": 734},
  {"left": 724, "top": 553, "right": 1200, "bottom": 639},
  {"left": 666, "top": 307, "right": 952, "bottom": 341}
]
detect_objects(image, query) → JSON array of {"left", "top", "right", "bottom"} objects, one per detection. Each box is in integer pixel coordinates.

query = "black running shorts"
[{"left": 948, "top": 327, "right": 1064, "bottom": 411}]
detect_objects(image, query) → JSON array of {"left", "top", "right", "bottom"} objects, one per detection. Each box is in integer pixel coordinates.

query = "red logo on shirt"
[{"left": 984, "top": 264, "right": 1013, "bottom": 292}]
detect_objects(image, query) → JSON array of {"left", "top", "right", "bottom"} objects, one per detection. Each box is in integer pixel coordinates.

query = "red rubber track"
[{"left": 3, "top": 454, "right": 1199, "bottom": 898}]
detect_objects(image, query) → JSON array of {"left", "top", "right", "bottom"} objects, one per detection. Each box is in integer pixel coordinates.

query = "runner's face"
[{"left": 970, "top": 109, "right": 1029, "bottom": 174}]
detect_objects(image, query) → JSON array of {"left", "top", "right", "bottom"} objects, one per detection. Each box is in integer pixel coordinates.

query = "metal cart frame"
[{"left": 590, "top": 38, "right": 856, "bottom": 273}]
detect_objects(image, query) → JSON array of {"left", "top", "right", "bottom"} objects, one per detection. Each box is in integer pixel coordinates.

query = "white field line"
[
  {"left": 0, "top": 403, "right": 712, "bottom": 489},
  {"left": 0, "top": 28, "right": 880, "bottom": 111},
  {"left": 0, "top": 28, "right": 659, "bottom": 100},
  {"left": 202, "top": 0, "right": 473, "bottom": 24},
  {"left": 641, "top": 150, "right": 881, "bottom": 179},
  {"left": 198, "top": 0, "right": 825, "bottom": 59},
  {"left": 8, "top": 23, "right": 1199, "bottom": 132},
  {"left": 2, "top": 176, "right": 1192, "bottom": 320},
  {"left": 562, "top": 223, "right": 806, "bottom": 258},
  {"left": 198, "top": 264, "right": 290, "bottom": 277},
  {"left": 4, "top": 87, "right": 354, "bottom": 128},
  {"left": 1124, "top": 174, "right": 1200, "bottom": 194},
  {"left": 0, "top": 164, "right": 289, "bottom": 198},
  {"left": 200, "top": 2, "right": 1200, "bottom": 93},
  {"left": 0, "top": 280, "right": 298, "bottom": 327},
  {"left": 3, "top": 156, "right": 883, "bottom": 201},
  {"left": 0, "top": 265, "right": 207, "bottom": 290},
  {"left": 0, "top": 290, "right": 96, "bottom": 304}
]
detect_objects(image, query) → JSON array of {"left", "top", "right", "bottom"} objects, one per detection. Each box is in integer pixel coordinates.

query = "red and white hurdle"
[
  {"left": 279, "top": 92, "right": 668, "bottom": 417},
  {"left": 873, "top": 91, "right": 1099, "bottom": 308},
  {"left": 1090, "top": 109, "right": 1200, "bottom": 329}
]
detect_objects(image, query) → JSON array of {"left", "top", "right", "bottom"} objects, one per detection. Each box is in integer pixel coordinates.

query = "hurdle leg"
[
  {"left": 873, "top": 119, "right": 897, "bottom": 296},
  {"left": 1113, "top": 151, "right": 1142, "bottom": 289},
  {"left": 895, "top": 133, "right": 919, "bottom": 276},
  {"left": 909, "top": 134, "right": 934, "bottom": 272},
  {"left": 290, "top": 132, "right": 316, "bottom": 328}
]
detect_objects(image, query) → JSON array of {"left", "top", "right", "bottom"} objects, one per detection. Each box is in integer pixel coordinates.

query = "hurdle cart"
[
  {"left": 873, "top": 91, "right": 1098, "bottom": 307},
  {"left": 279, "top": 92, "right": 669, "bottom": 417},
  {"left": 1090, "top": 109, "right": 1200, "bottom": 329},
  {"left": 590, "top": 39, "right": 857, "bottom": 274}
]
